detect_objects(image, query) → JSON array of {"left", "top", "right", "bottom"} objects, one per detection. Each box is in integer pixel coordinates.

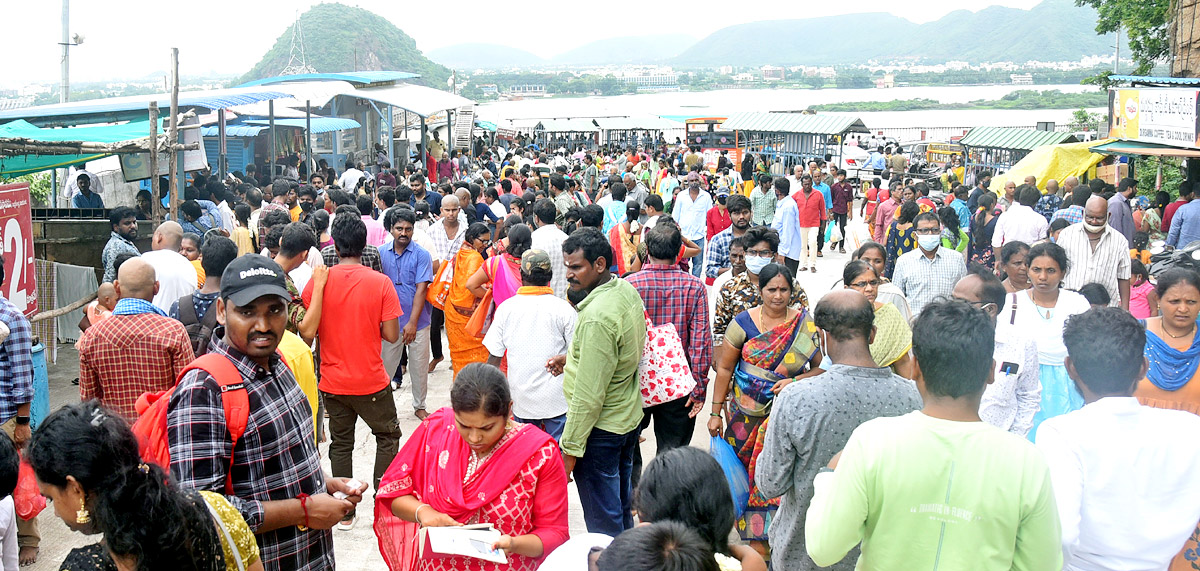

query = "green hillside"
[
  {"left": 238, "top": 3, "right": 451, "bottom": 88},
  {"left": 674, "top": 0, "right": 1123, "bottom": 66}
]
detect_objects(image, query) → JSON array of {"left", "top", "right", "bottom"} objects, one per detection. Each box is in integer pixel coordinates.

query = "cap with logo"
[
  {"left": 521, "top": 249, "right": 552, "bottom": 273},
  {"left": 220, "top": 254, "right": 292, "bottom": 307}
]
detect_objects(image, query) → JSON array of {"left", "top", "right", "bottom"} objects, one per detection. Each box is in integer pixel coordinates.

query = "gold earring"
[{"left": 75, "top": 506, "right": 90, "bottom": 525}]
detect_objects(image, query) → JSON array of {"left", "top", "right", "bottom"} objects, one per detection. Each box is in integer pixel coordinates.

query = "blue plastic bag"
[{"left": 709, "top": 436, "right": 751, "bottom": 519}]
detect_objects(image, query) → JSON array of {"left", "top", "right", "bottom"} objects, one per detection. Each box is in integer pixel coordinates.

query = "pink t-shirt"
[{"left": 1129, "top": 279, "right": 1156, "bottom": 319}]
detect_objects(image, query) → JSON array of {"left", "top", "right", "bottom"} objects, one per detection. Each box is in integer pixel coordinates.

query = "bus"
[{"left": 684, "top": 118, "right": 742, "bottom": 172}]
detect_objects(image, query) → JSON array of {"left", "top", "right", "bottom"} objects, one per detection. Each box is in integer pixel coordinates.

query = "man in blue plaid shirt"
[
  {"left": 0, "top": 254, "right": 35, "bottom": 565},
  {"left": 169, "top": 254, "right": 367, "bottom": 570}
]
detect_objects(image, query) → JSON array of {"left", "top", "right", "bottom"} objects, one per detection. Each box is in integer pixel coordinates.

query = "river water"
[{"left": 477, "top": 83, "right": 1105, "bottom": 134}]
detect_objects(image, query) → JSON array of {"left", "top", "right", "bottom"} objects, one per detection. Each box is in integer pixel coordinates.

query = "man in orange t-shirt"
[{"left": 302, "top": 214, "right": 402, "bottom": 530}]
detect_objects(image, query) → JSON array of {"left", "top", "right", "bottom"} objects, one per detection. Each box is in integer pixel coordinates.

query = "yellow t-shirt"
[
  {"left": 199, "top": 491, "right": 261, "bottom": 569},
  {"left": 278, "top": 330, "right": 319, "bottom": 443}
]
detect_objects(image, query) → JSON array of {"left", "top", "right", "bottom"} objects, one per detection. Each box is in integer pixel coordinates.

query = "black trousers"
[
  {"left": 430, "top": 307, "right": 445, "bottom": 360},
  {"left": 817, "top": 219, "right": 828, "bottom": 252},
  {"left": 831, "top": 212, "right": 848, "bottom": 248},
  {"left": 630, "top": 396, "right": 697, "bottom": 491}
]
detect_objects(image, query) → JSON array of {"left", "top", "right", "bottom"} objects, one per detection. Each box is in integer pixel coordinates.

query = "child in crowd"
[
  {"left": 1076, "top": 283, "right": 1112, "bottom": 309},
  {"left": 1048, "top": 218, "right": 1070, "bottom": 243},
  {"left": 77, "top": 282, "right": 117, "bottom": 336},
  {"left": 1128, "top": 259, "right": 1158, "bottom": 319},
  {"left": 1130, "top": 231, "right": 1152, "bottom": 266},
  {"left": 232, "top": 203, "right": 254, "bottom": 256}
]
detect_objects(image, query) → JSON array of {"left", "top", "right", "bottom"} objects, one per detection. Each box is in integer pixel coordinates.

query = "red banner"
[{"left": 0, "top": 184, "right": 36, "bottom": 316}]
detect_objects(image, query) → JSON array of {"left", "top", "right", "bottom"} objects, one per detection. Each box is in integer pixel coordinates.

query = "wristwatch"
[{"left": 14, "top": 416, "right": 29, "bottom": 426}]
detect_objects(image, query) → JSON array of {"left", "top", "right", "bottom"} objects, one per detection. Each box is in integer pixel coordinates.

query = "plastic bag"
[
  {"left": 14, "top": 454, "right": 45, "bottom": 520},
  {"left": 825, "top": 222, "right": 843, "bottom": 244},
  {"left": 709, "top": 436, "right": 750, "bottom": 519}
]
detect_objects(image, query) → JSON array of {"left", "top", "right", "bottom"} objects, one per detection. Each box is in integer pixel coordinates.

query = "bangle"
[
  {"left": 712, "top": 400, "right": 726, "bottom": 405},
  {"left": 414, "top": 503, "right": 431, "bottom": 527},
  {"left": 710, "top": 412, "right": 721, "bottom": 417},
  {"left": 297, "top": 493, "right": 310, "bottom": 531}
]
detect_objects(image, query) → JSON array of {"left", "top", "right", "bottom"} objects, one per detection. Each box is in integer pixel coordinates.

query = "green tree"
[{"left": 1075, "top": 0, "right": 1169, "bottom": 79}]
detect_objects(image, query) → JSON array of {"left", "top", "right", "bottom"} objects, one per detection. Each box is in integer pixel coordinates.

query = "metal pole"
[
  {"left": 386, "top": 104, "right": 395, "bottom": 167},
  {"left": 269, "top": 100, "right": 276, "bottom": 181},
  {"left": 60, "top": 0, "right": 69, "bottom": 103},
  {"left": 420, "top": 119, "right": 427, "bottom": 174},
  {"left": 149, "top": 102, "right": 162, "bottom": 225},
  {"left": 168, "top": 47, "right": 180, "bottom": 221},
  {"left": 218, "top": 108, "right": 227, "bottom": 181},
  {"left": 446, "top": 108, "right": 453, "bottom": 154},
  {"left": 305, "top": 100, "right": 313, "bottom": 181}
]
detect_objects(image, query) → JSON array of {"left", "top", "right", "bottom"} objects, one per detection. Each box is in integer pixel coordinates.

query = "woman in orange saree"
[{"left": 445, "top": 223, "right": 492, "bottom": 378}]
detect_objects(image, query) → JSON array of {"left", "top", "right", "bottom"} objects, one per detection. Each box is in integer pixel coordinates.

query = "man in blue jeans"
[{"left": 550, "top": 228, "right": 646, "bottom": 535}]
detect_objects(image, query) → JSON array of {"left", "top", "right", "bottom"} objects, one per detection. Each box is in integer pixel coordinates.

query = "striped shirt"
[
  {"left": 1058, "top": 223, "right": 1131, "bottom": 307},
  {"left": 892, "top": 247, "right": 968, "bottom": 316}
]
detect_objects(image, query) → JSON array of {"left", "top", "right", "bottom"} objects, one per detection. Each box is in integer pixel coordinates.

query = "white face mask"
[
  {"left": 916, "top": 233, "right": 941, "bottom": 252},
  {"left": 1083, "top": 219, "right": 1107, "bottom": 233},
  {"left": 745, "top": 256, "right": 771, "bottom": 275}
]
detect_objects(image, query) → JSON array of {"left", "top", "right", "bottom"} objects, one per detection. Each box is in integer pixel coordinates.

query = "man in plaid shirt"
[
  {"left": 168, "top": 255, "right": 367, "bottom": 570},
  {"left": 0, "top": 254, "right": 35, "bottom": 565},
  {"left": 626, "top": 222, "right": 712, "bottom": 485}
]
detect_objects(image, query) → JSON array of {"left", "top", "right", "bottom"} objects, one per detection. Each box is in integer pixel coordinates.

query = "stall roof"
[
  {"left": 0, "top": 87, "right": 293, "bottom": 126},
  {"left": 199, "top": 116, "right": 362, "bottom": 137},
  {"left": 537, "top": 118, "right": 598, "bottom": 133},
  {"left": 593, "top": 116, "right": 683, "bottom": 131},
  {"left": 987, "top": 139, "right": 1112, "bottom": 194},
  {"left": 1109, "top": 75, "right": 1200, "bottom": 87},
  {"left": 237, "top": 71, "right": 420, "bottom": 88},
  {"left": 718, "top": 112, "right": 868, "bottom": 135},
  {"left": 1090, "top": 139, "right": 1200, "bottom": 158},
  {"left": 352, "top": 84, "right": 474, "bottom": 118},
  {"left": 0, "top": 118, "right": 160, "bottom": 176},
  {"left": 959, "top": 127, "right": 1077, "bottom": 151}
]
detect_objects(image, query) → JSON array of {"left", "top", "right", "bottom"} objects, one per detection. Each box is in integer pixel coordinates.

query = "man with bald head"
[
  {"left": 140, "top": 220, "right": 197, "bottom": 312},
  {"left": 424, "top": 193, "right": 466, "bottom": 373},
  {"left": 78, "top": 257, "right": 195, "bottom": 417},
  {"left": 755, "top": 289, "right": 922, "bottom": 570},
  {"left": 1035, "top": 178, "right": 1063, "bottom": 221},
  {"left": 1061, "top": 176, "right": 1078, "bottom": 196},
  {"left": 1059, "top": 195, "right": 1131, "bottom": 310}
]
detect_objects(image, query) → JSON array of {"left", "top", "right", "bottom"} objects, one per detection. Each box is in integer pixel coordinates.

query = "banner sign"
[
  {"left": 1109, "top": 88, "right": 1200, "bottom": 148},
  {"left": 0, "top": 183, "right": 36, "bottom": 316}
]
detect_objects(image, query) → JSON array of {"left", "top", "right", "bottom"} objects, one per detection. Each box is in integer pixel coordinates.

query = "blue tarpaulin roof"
[
  {"left": 0, "top": 118, "right": 163, "bottom": 176},
  {"left": 199, "top": 117, "right": 361, "bottom": 137},
  {"left": 0, "top": 87, "right": 293, "bottom": 126},
  {"left": 237, "top": 71, "right": 419, "bottom": 88}
]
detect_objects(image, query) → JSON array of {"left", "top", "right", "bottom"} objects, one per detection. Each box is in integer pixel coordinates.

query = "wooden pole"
[
  {"left": 218, "top": 108, "right": 227, "bottom": 181},
  {"left": 149, "top": 101, "right": 162, "bottom": 225},
  {"left": 168, "top": 47, "right": 180, "bottom": 221},
  {"left": 305, "top": 100, "right": 313, "bottom": 180},
  {"left": 269, "top": 100, "right": 276, "bottom": 181}
]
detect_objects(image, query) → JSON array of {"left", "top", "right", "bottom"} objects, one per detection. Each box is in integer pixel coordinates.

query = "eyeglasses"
[
  {"left": 913, "top": 227, "right": 941, "bottom": 235},
  {"left": 745, "top": 249, "right": 774, "bottom": 258},
  {"left": 849, "top": 279, "right": 882, "bottom": 288}
]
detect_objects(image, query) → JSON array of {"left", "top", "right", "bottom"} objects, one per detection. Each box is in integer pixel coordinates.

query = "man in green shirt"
[
  {"left": 805, "top": 299, "right": 1062, "bottom": 569},
  {"left": 552, "top": 227, "right": 646, "bottom": 536}
]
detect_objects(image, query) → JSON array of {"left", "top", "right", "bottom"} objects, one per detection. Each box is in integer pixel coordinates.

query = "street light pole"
[{"left": 60, "top": 0, "right": 69, "bottom": 103}]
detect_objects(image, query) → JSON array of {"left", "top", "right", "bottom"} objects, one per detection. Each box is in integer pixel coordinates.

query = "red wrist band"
[{"left": 297, "top": 493, "right": 310, "bottom": 530}]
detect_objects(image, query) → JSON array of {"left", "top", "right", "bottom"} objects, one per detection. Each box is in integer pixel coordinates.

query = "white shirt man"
[
  {"left": 337, "top": 166, "right": 365, "bottom": 190},
  {"left": 992, "top": 200, "right": 1049, "bottom": 251},
  {"left": 530, "top": 211, "right": 570, "bottom": 298},
  {"left": 140, "top": 222, "right": 197, "bottom": 313}
]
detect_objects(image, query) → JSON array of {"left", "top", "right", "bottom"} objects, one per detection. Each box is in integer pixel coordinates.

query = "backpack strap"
[
  {"left": 180, "top": 353, "right": 249, "bottom": 495},
  {"left": 1008, "top": 292, "right": 1019, "bottom": 326}
]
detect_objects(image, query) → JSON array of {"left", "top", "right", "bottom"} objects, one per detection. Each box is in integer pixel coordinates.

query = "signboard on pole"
[
  {"left": 0, "top": 183, "right": 36, "bottom": 316},
  {"left": 118, "top": 115, "right": 209, "bottom": 181},
  {"left": 1108, "top": 88, "right": 1200, "bottom": 149}
]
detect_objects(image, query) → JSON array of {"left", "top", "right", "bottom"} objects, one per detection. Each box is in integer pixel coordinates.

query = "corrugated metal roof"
[
  {"left": 593, "top": 116, "right": 683, "bottom": 131},
  {"left": 959, "top": 127, "right": 1077, "bottom": 151},
  {"left": 0, "top": 87, "right": 293, "bottom": 124},
  {"left": 536, "top": 118, "right": 598, "bottom": 132},
  {"left": 1110, "top": 75, "right": 1200, "bottom": 86},
  {"left": 237, "top": 71, "right": 420, "bottom": 88},
  {"left": 718, "top": 112, "right": 868, "bottom": 135},
  {"left": 352, "top": 84, "right": 474, "bottom": 118},
  {"left": 1090, "top": 138, "right": 1200, "bottom": 158},
  {"left": 245, "top": 117, "right": 360, "bottom": 133},
  {"left": 200, "top": 124, "right": 267, "bottom": 137}
]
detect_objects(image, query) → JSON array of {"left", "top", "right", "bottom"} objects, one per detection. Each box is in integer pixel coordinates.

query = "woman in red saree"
[
  {"left": 608, "top": 200, "right": 641, "bottom": 275},
  {"left": 374, "top": 363, "right": 570, "bottom": 571}
]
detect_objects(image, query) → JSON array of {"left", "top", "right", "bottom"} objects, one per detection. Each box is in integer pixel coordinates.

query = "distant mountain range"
[
  {"left": 427, "top": 34, "right": 697, "bottom": 70},
  {"left": 431, "top": 0, "right": 1119, "bottom": 70},
  {"left": 238, "top": 3, "right": 450, "bottom": 88}
]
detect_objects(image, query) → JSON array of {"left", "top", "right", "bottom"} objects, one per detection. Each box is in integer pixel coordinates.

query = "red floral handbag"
[{"left": 638, "top": 313, "right": 696, "bottom": 407}]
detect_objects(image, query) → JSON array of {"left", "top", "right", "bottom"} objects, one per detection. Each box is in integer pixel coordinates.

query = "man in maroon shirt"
[
  {"left": 1163, "top": 181, "right": 1194, "bottom": 237},
  {"left": 829, "top": 169, "right": 855, "bottom": 253}
]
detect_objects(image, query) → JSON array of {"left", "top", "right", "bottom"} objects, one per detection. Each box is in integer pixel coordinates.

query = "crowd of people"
[{"left": 0, "top": 137, "right": 1191, "bottom": 571}]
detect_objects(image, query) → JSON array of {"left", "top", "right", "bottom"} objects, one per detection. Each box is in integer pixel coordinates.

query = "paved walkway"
[{"left": 24, "top": 222, "right": 865, "bottom": 569}]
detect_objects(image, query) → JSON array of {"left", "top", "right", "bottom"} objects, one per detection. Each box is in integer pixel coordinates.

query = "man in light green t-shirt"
[{"left": 805, "top": 299, "right": 1062, "bottom": 570}]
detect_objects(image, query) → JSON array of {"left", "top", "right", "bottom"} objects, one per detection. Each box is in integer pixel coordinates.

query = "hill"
[
  {"left": 552, "top": 34, "right": 697, "bottom": 66},
  {"left": 674, "top": 0, "right": 1122, "bottom": 66},
  {"left": 237, "top": 3, "right": 451, "bottom": 88},
  {"left": 427, "top": 43, "right": 545, "bottom": 70}
]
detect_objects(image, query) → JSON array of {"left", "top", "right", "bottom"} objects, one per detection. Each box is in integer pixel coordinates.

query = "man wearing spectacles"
[
  {"left": 952, "top": 269, "right": 1040, "bottom": 437},
  {"left": 892, "top": 212, "right": 966, "bottom": 316}
]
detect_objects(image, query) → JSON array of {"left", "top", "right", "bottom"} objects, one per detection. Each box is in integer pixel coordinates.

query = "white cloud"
[{"left": 3, "top": 0, "right": 1047, "bottom": 87}]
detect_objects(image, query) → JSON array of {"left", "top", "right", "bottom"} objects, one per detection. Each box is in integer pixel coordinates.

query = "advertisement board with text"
[
  {"left": 0, "top": 184, "right": 36, "bottom": 316},
  {"left": 1108, "top": 88, "right": 1200, "bottom": 149}
]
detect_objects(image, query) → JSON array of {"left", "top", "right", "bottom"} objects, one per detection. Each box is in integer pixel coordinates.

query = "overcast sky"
[{"left": 4, "top": 0, "right": 1046, "bottom": 88}]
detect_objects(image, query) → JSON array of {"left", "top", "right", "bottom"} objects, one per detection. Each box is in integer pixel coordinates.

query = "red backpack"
[{"left": 131, "top": 353, "right": 249, "bottom": 494}]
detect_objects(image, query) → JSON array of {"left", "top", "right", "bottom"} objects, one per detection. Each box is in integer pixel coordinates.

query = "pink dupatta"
[
  {"left": 485, "top": 254, "right": 522, "bottom": 307},
  {"left": 373, "top": 408, "right": 556, "bottom": 570}
]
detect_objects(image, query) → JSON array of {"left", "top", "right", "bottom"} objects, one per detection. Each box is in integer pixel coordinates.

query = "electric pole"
[{"left": 60, "top": 0, "right": 69, "bottom": 103}]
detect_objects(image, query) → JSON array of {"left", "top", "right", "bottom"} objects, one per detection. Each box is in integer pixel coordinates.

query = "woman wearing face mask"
[
  {"left": 852, "top": 242, "right": 912, "bottom": 321},
  {"left": 997, "top": 242, "right": 1090, "bottom": 441},
  {"left": 843, "top": 260, "right": 914, "bottom": 378},
  {"left": 707, "top": 263, "right": 822, "bottom": 561},
  {"left": 374, "top": 363, "right": 569, "bottom": 571},
  {"left": 998, "top": 241, "right": 1032, "bottom": 293}
]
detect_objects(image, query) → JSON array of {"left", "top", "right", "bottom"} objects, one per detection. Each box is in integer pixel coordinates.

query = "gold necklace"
[{"left": 1164, "top": 322, "right": 1197, "bottom": 339}]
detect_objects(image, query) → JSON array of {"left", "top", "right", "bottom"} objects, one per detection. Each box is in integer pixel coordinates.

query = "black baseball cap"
[{"left": 220, "top": 254, "right": 291, "bottom": 307}]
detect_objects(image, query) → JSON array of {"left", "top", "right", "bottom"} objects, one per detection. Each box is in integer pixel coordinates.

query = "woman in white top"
[
  {"left": 998, "top": 241, "right": 1090, "bottom": 441},
  {"left": 851, "top": 242, "right": 913, "bottom": 322}
]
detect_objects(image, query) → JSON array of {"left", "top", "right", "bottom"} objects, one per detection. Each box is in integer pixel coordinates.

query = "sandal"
[
  {"left": 797, "top": 267, "right": 808, "bottom": 272},
  {"left": 810, "top": 267, "right": 818, "bottom": 273}
]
